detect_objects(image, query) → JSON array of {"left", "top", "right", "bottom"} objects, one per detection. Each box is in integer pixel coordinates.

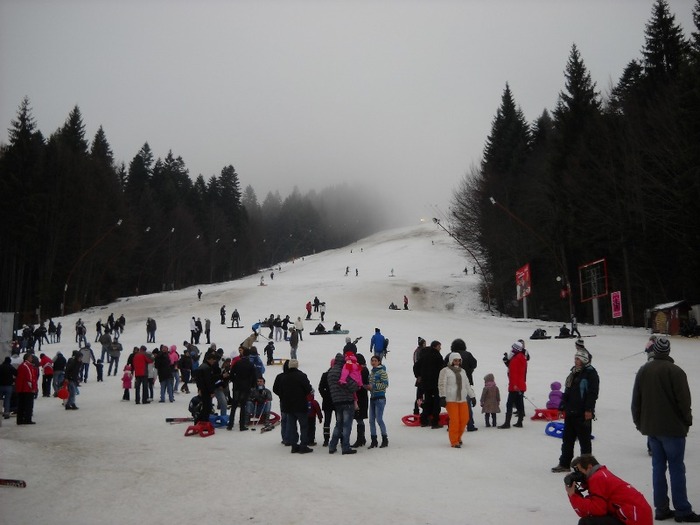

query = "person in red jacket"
[
  {"left": 132, "top": 345, "right": 154, "bottom": 405},
  {"left": 16, "top": 353, "right": 39, "bottom": 424},
  {"left": 566, "top": 454, "right": 652, "bottom": 525},
  {"left": 498, "top": 341, "right": 527, "bottom": 429}
]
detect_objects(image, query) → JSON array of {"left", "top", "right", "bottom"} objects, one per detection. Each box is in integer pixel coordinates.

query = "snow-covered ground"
[{"left": 2, "top": 222, "right": 699, "bottom": 525}]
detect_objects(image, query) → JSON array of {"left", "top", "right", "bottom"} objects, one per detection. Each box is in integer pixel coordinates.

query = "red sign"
[
  {"left": 515, "top": 264, "right": 531, "bottom": 301},
  {"left": 611, "top": 291, "right": 622, "bottom": 319}
]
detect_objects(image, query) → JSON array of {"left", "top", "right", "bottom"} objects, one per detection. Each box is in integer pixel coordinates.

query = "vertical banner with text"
[
  {"left": 611, "top": 291, "right": 622, "bottom": 319},
  {"left": 516, "top": 263, "right": 531, "bottom": 301}
]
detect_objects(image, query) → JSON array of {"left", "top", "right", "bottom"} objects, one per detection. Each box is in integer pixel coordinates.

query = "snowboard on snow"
[
  {"left": 165, "top": 417, "right": 194, "bottom": 424},
  {"left": 310, "top": 330, "right": 350, "bottom": 335},
  {"left": 0, "top": 479, "right": 26, "bottom": 488}
]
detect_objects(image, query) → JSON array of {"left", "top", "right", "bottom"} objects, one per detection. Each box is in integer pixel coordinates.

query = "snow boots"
[
  {"left": 380, "top": 434, "right": 388, "bottom": 448},
  {"left": 368, "top": 436, "right": 379, "bottom": 449},
  {"left": 498, "top": 413, "right": 512, "bottom": 429},
  {"left": 322, "top": 426, "right": 330, "bottom": 447},
  {"left": 351, "top": 427, "right": 366, "bottom": 448}
]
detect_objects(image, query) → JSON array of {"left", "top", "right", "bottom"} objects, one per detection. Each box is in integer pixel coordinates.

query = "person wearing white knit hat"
[{"left": 551, "top": 343, "right": 599, "bottom": 473}]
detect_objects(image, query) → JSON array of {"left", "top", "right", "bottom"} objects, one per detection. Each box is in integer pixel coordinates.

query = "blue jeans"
[
  {"left": 0, "top": 385, "right": 13, "bottom": 415},
  {"left": 108, "top": 357, "right": 120, "bottom": 376},
  {"left": 135, "top": 376, "right": 148, "bottom": 403},
  {"left": 53, "top": 371, "right": 65, "bottom": 395},
  {"left": 67, "top": 381, "right": 78, "bottom": 407},
  {"left": 369, "top": 397, "right": 387, "bottom": 437},
  {"left": 80, "top": 362, "right": 90, "bottom": 381},
  {"left": 330, "top": 403, "right": 355, "bottom": 452},
  {"left": 649, "top": 435, "right": 692, "bottom": 517},
  {"left": 159, "top": 377, "right": 174, "bottom": 402}
]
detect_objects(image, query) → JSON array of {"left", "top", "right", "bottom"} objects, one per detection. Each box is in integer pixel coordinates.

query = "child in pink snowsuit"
[
  {"left": 339, "top": 353, "right": 362, "bottom": 408},
  {"left": 122, "top": 364, "right": 133, "bottom": 401}
]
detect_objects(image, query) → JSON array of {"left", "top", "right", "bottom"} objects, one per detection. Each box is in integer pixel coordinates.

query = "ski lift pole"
[{"left": 432, "top": 218, "right": 492, "bottom": 312}]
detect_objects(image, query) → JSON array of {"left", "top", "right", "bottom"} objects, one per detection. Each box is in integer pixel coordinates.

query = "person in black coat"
[
  {"left": 193, "top": 353, "right": 219, "bottom": 422},
  {"left": 318, "top": 366, "right": 335, "bottom": 446},
  {"left": 351, "top": 354, "right": 370, "bottom": 447},
  {"left": 154, "top": 348, "right": 174, "bottom": 402},
  {"left": 413, "top": 340, "right": 445, "bottom": 428},
  {"left": 273, "top": 359, "right": 313, "bottom": 453},
  {"left": 227, "top": 347, "right": 257, "bottom": 431}
]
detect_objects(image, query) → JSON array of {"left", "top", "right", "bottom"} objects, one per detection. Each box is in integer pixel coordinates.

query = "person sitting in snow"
[
  {"left": 547, "top": 381, "right": 563, "bottom": 410},
  {"left": 314, "top": 323, "right": 326, "bottom": 334},
  {"left": 332, "top": 321, "right": 342, "bottom": 332}
]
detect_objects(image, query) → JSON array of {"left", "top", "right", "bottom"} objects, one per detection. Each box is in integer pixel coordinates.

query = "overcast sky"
[{"left": 0, "top": 0, "right": 696, "bottom": 226}]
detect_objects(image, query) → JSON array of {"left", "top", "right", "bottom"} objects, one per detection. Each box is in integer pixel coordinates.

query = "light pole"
[
  {"left": 432, "top": 217, "right": 492, "bottom": 312},
  {"left": 489, "top": 197, "right": 573, "bottom": 319},
  {"left": 62, "top": 218, "right": 122, "bottom": 316}
]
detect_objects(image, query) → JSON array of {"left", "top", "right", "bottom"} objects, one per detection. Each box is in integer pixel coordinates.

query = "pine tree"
[{"left": 641, "top": 0, "right": 690, "bottom": 85}]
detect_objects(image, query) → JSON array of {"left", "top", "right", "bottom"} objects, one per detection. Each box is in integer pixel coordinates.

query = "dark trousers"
[
  {"left": 16, "top": 392, "right": 34, "bottom": 424},
  {"left": 559, "top": 414, "right": 592, "bottom": 467},
  {"left": 42, "top": 375, "right": 53, "bottom": 397},
  {"left": 505, "top": 391, "right": 524, "bottom": 418},
  {"left": 421, "top": 387, "right": 441, "bottom": 426},
  {"left": 227, "top": 390, "right": 248, "bottom": 430},
  {"left": 135, "top": 376, "right": 148, "bottom": 403}
]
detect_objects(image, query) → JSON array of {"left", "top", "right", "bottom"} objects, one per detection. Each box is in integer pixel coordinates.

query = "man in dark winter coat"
[
  {"left": 273, "top": 359, "right": 313, "bottom": 454},
  {"left": 632, "top": 337, "right": 698, "bottom": 522},
  {"left": 413, "top": 340, "right": 445, "bottom": 428},
  {"left": 194, "top": 352, "right": 219, "bottom": 422},
  {"left": 154, "top": 347, "right": 174, "bottom": 403},
  {"left": 552, "top": 342, "right": 599, "bottom": 472},
  {"left": 64, "top": 351, "right": 82, "bottom": 410},
  {"left": 446, "top": 338, "right": 478, "bottom": 431},
  {"left": 327, "top": 353, "right": 360, "bottom": 455},
  {"left": 318, "top": 365, "right": 335, "bottom": 446},
  {"left": 227, "top": 347, "right": 258, "bottom": 431}
]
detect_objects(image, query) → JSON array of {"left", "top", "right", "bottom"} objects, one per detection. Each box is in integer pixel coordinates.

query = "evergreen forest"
[
  {"left": 0, "top": 104, "right": 386, "bottom": 320},
  {"left": 450, "top": 0, "right": 700, "bottom": 326}
]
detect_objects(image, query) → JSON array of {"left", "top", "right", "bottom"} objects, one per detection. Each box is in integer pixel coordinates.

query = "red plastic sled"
[
  {"left": 402, "top": 412, "right": 449, "bottom": 427},
  {"left": 530, "top": 408, "right": 563, "bottom": 421}
]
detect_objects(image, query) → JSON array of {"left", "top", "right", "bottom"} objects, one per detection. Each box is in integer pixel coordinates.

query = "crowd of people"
[{"left": 3, "top": 314, "right": 698, "bottom": 523}]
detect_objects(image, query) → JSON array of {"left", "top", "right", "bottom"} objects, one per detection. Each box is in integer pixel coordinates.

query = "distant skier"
[
  {"left": 197, "top": 289, "right": 202, "bottom": 301},
  {"left": 403, "top": 295, "right": 409, "bottom": 310},
  {"left": 220, "top": 305, "right": 226, "bottom": 325},
  {"left": 231, "top": 309, "right": 240, "bottom": 328}
]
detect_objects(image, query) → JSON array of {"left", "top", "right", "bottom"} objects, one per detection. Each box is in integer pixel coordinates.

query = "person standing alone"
[{"left": 632, "top": 337, "right": 699, "bottom": 522}]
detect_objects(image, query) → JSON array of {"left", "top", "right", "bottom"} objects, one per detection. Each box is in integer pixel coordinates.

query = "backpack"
[{"left": 383, "top": 338, "right": 390, "bottom": 354}]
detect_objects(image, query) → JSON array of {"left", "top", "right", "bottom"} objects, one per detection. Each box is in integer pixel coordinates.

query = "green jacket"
[{"left": 631, "top": 354, "right": 692, "bottom": 437}]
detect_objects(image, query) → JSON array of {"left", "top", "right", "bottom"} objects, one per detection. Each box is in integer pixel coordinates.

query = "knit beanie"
[
  {"left": 652, "top": 337, "right": 671, "bottom": 355},
  {"left": 448, "top": 352, "right": 462, "bottom": 365},
  {"left": 511, "top": 341, "right": 523, "bottom": 353},
  {"left": 575, "top": 349, "right": 590, "bottom": 365},
  {"left": 575, "top": 339, "right": 586, "bottom": 350},
  {"left": 288, "top": 359, "right": 299, "bottom": 369}
]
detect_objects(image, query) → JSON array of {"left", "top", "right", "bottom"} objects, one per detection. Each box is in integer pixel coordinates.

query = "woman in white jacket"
[{"left": 438, "top": 352, "right": 476, "bottom": 448}]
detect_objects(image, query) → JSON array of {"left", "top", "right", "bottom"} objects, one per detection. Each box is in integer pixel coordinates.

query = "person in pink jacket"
[{"left": 122, "top": 365, "right": 133, "bottom": 401}]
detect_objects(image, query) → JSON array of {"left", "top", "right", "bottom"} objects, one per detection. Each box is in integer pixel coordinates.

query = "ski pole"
[{"left": 620, "top": 350, "right": 646, "bottom": 361}]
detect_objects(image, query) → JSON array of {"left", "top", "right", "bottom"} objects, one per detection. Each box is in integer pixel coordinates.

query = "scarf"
[
  {"left": 565, "top": 365, "right": 581, "bottom": 389},
  {"left": 450, "top": 365, "right": 463, "bottom": 398}
]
